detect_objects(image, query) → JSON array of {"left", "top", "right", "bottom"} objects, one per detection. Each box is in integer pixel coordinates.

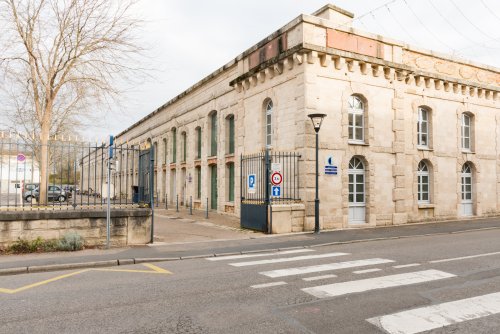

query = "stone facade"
[{"left": 115, "top": 4, "right": 499, "bottom": 231}]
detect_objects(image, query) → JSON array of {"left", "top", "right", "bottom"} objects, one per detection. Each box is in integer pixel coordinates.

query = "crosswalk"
[{"left": 206, "top": 248, "right": 500, "bottom": 333}]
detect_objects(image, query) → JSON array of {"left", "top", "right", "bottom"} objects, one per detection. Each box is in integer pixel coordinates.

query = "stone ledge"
[{"left": 0, "top": 209, "right": 151, "bottom": 222}]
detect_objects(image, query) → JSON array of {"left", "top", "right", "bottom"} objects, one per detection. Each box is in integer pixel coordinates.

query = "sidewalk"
[{"left": 1, "top": 214, "right": 500, "bottom": 274}]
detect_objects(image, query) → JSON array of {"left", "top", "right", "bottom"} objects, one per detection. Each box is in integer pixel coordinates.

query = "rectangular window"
[
  {"left": 211, "top": 114, "right": 217, "bottom": 156},
  {"left": 228, "top": 116, "right": 235, "bottom": 154},
  {"left": 228, "top": 163, "right": 234, "bottom": 202},
  {"left": 196, "top": 128, "right": 201, "bottom": 159},
  {"left": 461, "top": 114, "right": 471, "bottom": 151},
  {"left": 196, "top": 167, "right": 201, "bottom": 199},
  {"left": 172, "top": 130, "right": 177, "bottom": 163},
  {"left": 418, "top": 175, "right": 430, "bottom": 203},
  {"left": 182, "top": 133, "right": 186, "bottom": 162},
  {"left": 417, "top": 108, "right": 429, "bottom": 148}
]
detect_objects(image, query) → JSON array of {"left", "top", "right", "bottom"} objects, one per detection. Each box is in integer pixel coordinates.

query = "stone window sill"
[
  {"left": 461, "top": 150, "right": 475, "bottom": 154},
  {"left": 348, "top": 141, "right": 368, "bottom": 146},
  {"left": 418, "top": 203, "right": 435, "bottom": 209},
  {"left": 417, "top": 146, "right": 433, "bottom": 151}
]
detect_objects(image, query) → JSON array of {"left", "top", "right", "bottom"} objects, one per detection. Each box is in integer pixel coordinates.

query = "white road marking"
[
  {"left": 207, "top": 249, "right": 313, "bottom": 261},
  {"left": 393, "top": 263, "right": 421, "bottom": 269},
  {"left": 250, "top": 281, "right": 287, "bottom": 289},
  {"left": 366, "top": 292, "right": 500, "bottom": 334},
  {"left": 353, "top": 268, "right": 381, "bottom": 274},
  {"left": 229, "top": 252, "right": 349, "bottom": 267},
  {"left": 302, "top": 270, "right": 455, "bottom": 298},
  {"left": 429, "top": 251, "right": 500, "bottom": 263},
  {"left": 260, "top": 258, "right": 394, "bottom": 278},
  {"left": 303, "top": 274, "right": 338, "bottom": 281}
]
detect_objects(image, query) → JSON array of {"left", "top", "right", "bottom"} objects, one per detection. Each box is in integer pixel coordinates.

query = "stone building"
[{"left": 115, "top": 4, "right": 499, "bottom": 232}]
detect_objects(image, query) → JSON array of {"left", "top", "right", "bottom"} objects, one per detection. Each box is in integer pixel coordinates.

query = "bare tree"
[{"left": 0, "top": 0, "right": 144, "bottom": 204}]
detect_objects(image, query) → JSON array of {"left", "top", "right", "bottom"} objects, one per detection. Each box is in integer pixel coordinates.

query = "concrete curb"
[{"left": 1, "top": 225, "right": 500, "bottom": 277}]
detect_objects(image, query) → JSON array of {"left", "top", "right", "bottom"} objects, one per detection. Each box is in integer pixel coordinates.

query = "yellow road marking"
[
  {"left": 141, "top": 263, "right": 172, "bottom": 274},
  {"left": 0, "top": 264, "right": 172, "bottom": 294}
]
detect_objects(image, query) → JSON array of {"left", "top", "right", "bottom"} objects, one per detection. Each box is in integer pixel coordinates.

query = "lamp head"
[{"left": 307, "top": 113, "right": 327, "bottom": 133}]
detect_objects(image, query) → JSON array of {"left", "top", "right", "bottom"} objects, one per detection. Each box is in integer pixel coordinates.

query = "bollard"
[
  {"left": 190, "top": 196, "right": 193, "bottom": 215},
  {"left": 165, "top": 194, "right": 168, "bottom": 210},
  {"left": 205, "top": 197, "right": 208, "bottom": 219},
  {"left": 156, "top": 191, "right": 159, "bottom": 207},
  {"left": 176, "top": 194, "right": 179, "bottom": 212}
]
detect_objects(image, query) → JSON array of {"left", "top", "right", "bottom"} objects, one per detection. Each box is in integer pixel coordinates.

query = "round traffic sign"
[{"left": 271, "top": 172, "right": 283, "bottom": 185}]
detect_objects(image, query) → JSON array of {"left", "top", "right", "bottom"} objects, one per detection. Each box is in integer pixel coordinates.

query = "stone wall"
[{"left": 0, "top": 210, "right": 151, "bottom": 248}]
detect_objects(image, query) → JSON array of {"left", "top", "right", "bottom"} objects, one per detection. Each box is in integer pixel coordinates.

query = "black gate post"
[
  {"left": 149, "top": 146, "right": 154, "bottom": 243},
  {"left": 264, "top": 148, "right": 270, "bottom": 234}
]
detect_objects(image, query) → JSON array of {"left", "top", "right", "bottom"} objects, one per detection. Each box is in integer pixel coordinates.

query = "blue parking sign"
[{"left": 248, "top": 174, "right": 256, "bottom": 193}]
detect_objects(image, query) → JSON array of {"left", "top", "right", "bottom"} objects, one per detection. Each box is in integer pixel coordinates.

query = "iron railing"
[
  {"left": 0, "top": 133, "right": 151, "bottom": 211},
  {"left": 240, "top": 150, "right": 301, "bottom": 205}
]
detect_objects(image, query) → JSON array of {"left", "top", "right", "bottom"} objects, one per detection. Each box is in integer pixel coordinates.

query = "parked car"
[
  {"left": 26, "top": 185, "right": 68, "bottom": 202},
  {"left": 22, "top": 183, "right": 39, "bottom": 201}
]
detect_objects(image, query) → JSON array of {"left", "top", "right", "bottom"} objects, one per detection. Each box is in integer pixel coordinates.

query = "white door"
[
  {"left": 461, "top": 163, "right": 473, "bottom": 216},
  {"left": 348, "top": 157, "right": 366, "bottom": 224}
]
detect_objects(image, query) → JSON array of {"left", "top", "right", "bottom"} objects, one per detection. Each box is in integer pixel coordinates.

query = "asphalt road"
[{"left": 1, "top": 229, "right": 500, "bottom": 333}]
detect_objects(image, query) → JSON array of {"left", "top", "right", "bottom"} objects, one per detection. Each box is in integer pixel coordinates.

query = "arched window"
[
  {"left": 417, "top": 107, "right": 430, "bottom": 148},
  {"left": 417, "top": 161, "right": 430, "bottom": 203},
  {"left": 348, "top": 96, "right": 364, "bottom": 142},
  {"left": 195, "top": 127, "right": 202, "bottom": 159},
  {"left": 348, "top": 157, "right": 366, "bottom": 224},
  {"left": 181, "top": 131, "right": 187, "bottom": 162},
  {"left": 265, "top": 100, "right": 273, "bottom": 148},
  {"left": 461, "top": 163, "right": 473, "bottom": 216},
  {"left": 461, "top": 113, "right": 472, "bottom": 151},
  {"left": 210, "top": 112, "right": 217, "bottom": 156},
  {"left": 171, "top": 128, "right": 177, "bottom": 163},
  {"left": 226, "top": 115, "right": 235, "bottom": 154}
]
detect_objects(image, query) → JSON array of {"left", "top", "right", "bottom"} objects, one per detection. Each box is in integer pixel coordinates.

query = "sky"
[{"left": 91, "top": 0, "right": 500, "bottom": 138}]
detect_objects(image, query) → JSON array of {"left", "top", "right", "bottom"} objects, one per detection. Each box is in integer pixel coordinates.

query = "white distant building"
[{"left": 0, "top": 153, "right": 40, "bottom": 194}]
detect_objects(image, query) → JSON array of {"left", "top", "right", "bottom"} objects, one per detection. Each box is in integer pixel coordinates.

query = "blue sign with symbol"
[
  {"left": 248, "top": 174, "right": 256, "bottom": 193},
  {"left": 271, "top": 186, "right": 281, "bottom": 197},
  {"left": 325, "top": 165, "right": 338, "bottom": 175}
]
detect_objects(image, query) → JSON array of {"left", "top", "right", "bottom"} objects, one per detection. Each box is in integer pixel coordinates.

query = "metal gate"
[
  {"left": 138, "top": 148, "right": 152, "bottom": 206},
  {"left": 240, "top": 151, "right": 301, "bottom": 233}
]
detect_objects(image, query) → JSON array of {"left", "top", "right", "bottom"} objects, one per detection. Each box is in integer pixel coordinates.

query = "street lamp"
[{"left": 308, "top": 113, "right": 327, "bottom": 234}]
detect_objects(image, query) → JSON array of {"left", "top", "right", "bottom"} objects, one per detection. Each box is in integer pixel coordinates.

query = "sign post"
[{"left": 106, "top": 135, "right": 114, "bottom": 249}]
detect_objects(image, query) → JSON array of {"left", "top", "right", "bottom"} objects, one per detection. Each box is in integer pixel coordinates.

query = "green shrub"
[
  {"left": 57, "top": 232, "right": 84, "bottom": 251},
  {"left": 7, "top": 237, "right": 53, "bottom": 254},
  {"left": 5, "top": 233, "right": 84, "bottom": 254}
]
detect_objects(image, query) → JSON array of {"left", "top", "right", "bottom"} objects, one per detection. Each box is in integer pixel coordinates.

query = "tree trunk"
[{"left": 38, "top": 122, "right": 50, "bottom": 205}]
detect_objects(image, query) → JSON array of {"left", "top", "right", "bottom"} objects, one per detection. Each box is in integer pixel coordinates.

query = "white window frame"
[
  {"left": 461, "top": 113, "right": 471, "bottom": 152},
  {"left": 265, "top": 100, "right": 273, "bottom": 148},
  {"left": 417, "top": 161, "right": 430, "bottom": 204},
  {"left": 348, "top": 96, "right": 365, "bottom": 143},
  {"left": 417, "top": 107, "right": 430, "bottom": 148},
  {"left": 461, "top": 163, "right": 472, "bottom": 202},
  {"left": 348, "top": 157, "right": 365, "bottom": 204}
]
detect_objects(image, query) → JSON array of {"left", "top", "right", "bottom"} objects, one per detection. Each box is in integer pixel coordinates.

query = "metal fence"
[
  {"left": 240, "top": 150, "right": 301, "bottom": 205},
  {"left": 0, "top": 133, "right": 152, "bottom": 211}
]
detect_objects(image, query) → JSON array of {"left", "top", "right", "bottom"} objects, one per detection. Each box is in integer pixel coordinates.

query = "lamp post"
[{"left": 307, "top": 113, "right": 327, "bottom": 234}]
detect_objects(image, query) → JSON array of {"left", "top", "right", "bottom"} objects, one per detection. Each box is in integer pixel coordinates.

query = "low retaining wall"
[
  {"left": 0, "top": 209, "right": 151, "bottom": 248},
  {"left": 270, "top": 204, "right": 306, "bottom": 233}
]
